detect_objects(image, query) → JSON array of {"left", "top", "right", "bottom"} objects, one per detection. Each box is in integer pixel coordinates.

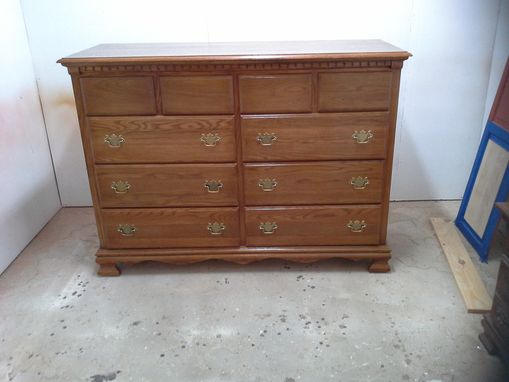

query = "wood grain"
[
  {"left": 59, "top": 40, "right": 411, "bottom": 65},
  {"left": 243, "top": 161, "right": 384, "bottom": 205},
  {"left": 245, "top": 205, "right": 381, "bottom": 246},
  {"left": 59, "top": 40, "right": 410, "bottom": 275},
  {"left": 431, "top": 217, "right": 492, "bottom": 313},
  {"left": 89, "top": 116, "right": 236, "bottom": 163},
  {"left": 318, "top": 72, "right": 392, "bottom": 112},
  {"left": 96, "top": 163, "right": 238, "bottom": 207},
  {"left": 241, "top": 112, "right": 389, "bottom": 161},
  {"left": 81, "top": 76, "right": 156, "bottom": 115},
  {"left": 161, "top": 76, "right": 234, "bottom": 115},
  {"left": 239, "top": 74, "right": 312, "bottom": 113},
  {"left": 101, "top": 207, "right": 240, "bottom": 248}
]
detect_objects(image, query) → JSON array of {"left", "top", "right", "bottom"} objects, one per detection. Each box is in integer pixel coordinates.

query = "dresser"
[{"left": 59, "top": 40, "right": 410, "bottom": 276}]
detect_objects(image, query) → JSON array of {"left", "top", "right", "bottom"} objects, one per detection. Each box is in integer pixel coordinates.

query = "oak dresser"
[{"left": 59, "top": 40, "right": 411, "bottom": 276}]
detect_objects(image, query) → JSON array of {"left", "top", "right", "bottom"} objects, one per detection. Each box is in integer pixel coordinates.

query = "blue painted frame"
[{"left": 456, "top": 121, "right": 509, "bottom": 261}]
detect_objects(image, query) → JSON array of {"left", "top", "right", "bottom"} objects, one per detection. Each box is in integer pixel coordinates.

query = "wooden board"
[{"left": 430, "top": 217, "right": 492, "bottom": 313}]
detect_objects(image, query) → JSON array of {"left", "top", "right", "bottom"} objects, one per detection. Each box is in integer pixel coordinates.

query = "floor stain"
[{"left": 89, "top": 372, "right": 117, "bottom": 382}]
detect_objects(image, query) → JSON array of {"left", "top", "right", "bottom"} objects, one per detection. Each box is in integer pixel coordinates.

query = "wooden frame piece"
[{"left": 456, "top": 121, "right": 509, "bottom": 261}]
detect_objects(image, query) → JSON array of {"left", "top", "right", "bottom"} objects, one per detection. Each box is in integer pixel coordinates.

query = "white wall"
[
  {"left": 0, "top": 0, "right": 61, "bottom": 273},
  {"left": 19, "top": 0, "right": 503, "bottom": 204}
]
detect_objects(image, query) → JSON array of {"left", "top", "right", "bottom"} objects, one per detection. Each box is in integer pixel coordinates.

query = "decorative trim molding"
[{"left": 77, "top": 60, "right": 394, "bottom": 73}]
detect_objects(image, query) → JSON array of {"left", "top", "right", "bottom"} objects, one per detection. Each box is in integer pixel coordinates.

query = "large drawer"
[
  {"left": 81, "top": 77, "right": 157, "bottom": 116},
  {"left": 161, "top": 76, "right": 234, "bottom": 115},
  {"left": 239, "top": 74, "right": 312, "bottom": 113},
  {"left": 243, "top": 161, "right": 383, "bottom": 205},
  {"left": 101, "top": 207, "right": 240, "bottom": 248},
  {"left": 245, "top": 205, "right": 381, "bottom": 246},
  {"left": 241, "top": 113, "right": 389, "bottom": 161},
  {"left": 90, "top": 116, "right": 236, "bottom": 163},
  {"left": 96, "top": 164, "right": 238, "bottom": 207},
  {"left": 318, "top": 71, "right": 392, "bottom": 112}
]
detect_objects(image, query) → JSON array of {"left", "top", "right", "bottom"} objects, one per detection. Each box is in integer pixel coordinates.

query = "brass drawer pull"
[
  {"left": 200, "top": 133, "right": 221, "bottom": 147},
  {"left": 350, "top": 176, "right": 369, "bottom": 190},
  {"left": 347, "top": 220, "right": 367, "bottom": 233},
  {"left": 104, "top": 134, "right": 125, "bottom": 148},
  {"left": 111, "top": 180, "right": 131, "bottom": 194},
  {"left": 204, "top": 180, "right": 223, "bottom": 193},
  {"left": 257, "top": 132, "right": 277, "bottom": 146},
  {"left": 352, "top": 130, "right": 373, "bottom": 144},
  {"left": 259, "top": 222, "right": 278, "bottom": 234},
  {"left": 207, "top": 222, "right": 225, "bottom": 235},
  {"left": 258, "top": 178, "right": 277, "bottom": 192},
  {"left": 117, "top": 224, "right": 136, "bottom": 236}
]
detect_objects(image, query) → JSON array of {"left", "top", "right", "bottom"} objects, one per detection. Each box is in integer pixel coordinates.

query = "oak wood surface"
[
  {"left": 239, "top": 74, "right": 312, "bottom": 113},
  {"left": 101, "top": 207, "right": 240, "bottom": 248},
  {"left": 243, "top": 161, "right": 383, "bottom": 205},
  {"left": 81, "top": 77, "right": 156, "bottom": 115},
  {"left": 241, "top": 112, "right": 389, "bottom": 161},
  {"left": 96, "top": 163, "right": 238, "bottom": 207},
  {"left": 59, "top": 40, "right": 409, "bottom": 275},
  {"left": 245, "top": 205, "right": 381, "bottom": 246},
  {"left": 89, "top": 116, "right": 236, "bottom": 163},
  {"left": 161, "top": 75, "right": 234, "bottom": 115},
  {"left": 59, "top": 40, "right": 411, "bottom": 65},
  {"left": 318, "top": 72, "right": 392, "bottom": 112}
]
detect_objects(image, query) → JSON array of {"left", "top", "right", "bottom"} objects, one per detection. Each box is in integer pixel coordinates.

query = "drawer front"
[
  {"left": 241, "top": 113, "right": 389, "bottom": 161},
  {"left": 96, "top": 164, "right": 238, "bottom": 208},
  {"left": 101, "top": 207, "right": 240, "bottom": 248},
  {"left": 239, "top": 74, "right": 312, "bottom": 113},
  {"left": 244, "top": 161, "right": 383, "bottom": 206},
  {"left": 161, "top": 76, "right": 234, "bottom": 115},
  {"left": 245, "top": 205, "right": 381, "bottom": 246},
  {"left": 90, "top": 116, "right": 236, "bottom": 163},
  {"left": 81, "top": 77, "right": 156, "bottom": 116},
  {"left": 318, "top": 72, "right": 392, "bottom": 112}
]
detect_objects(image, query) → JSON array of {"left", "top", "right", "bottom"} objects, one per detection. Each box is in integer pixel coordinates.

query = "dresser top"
[{"left": 59, "top": 40, "right": 410, "bottom": 66}]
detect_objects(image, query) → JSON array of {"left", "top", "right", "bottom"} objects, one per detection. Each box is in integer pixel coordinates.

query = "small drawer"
[
  {"left": 241, "top": 112, "right": 389, "bottom": 161},
  {"left": 243, "top": 161, "right": 384, "bottom": 206},
  {"left": 161, "top": 76, "right": 234, "bottom": 115},
  {"left": 318, "top": 72, "right": 392, "bottom": 112},
  {"left": 239, "top": 74, "right": 312, "bottom": 113},
  {"left": 245, "top": 205, "right": 381, "bottom": 246},
  {"left": 96, "top": 164, "right": 238, "bottom": 208},
  {"left": 101, "top": 207, "right": 240, "bottom": 248},
  {"left": 90, "top": 116, "right": 236, "bottom": 163},
  {"left": 81, "top": 77, "right": 156, "bottom": 116}
]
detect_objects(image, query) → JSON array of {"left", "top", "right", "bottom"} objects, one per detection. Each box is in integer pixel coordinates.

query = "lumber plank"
[{"left": 430, "top": 217, "right": 492, "bottom": 313}]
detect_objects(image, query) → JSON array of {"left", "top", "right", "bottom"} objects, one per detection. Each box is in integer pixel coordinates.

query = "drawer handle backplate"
[
  {"left": 258, "top": 178, "right": 278, "bottom": 192},
  {"left": 200, "top": 133, "right": 221, "bottom": 147},
  {"left": 350, "top": 176, "right": 370, "bottom": 190},
  {"left": 259, "top": 222, "right": 278, "bottom": 234},
  {"left": 352, "top": 130, "right": 373, "bottom": 144},
  {"left": 104, "top": 134, "right": 125, "bottom": 148},
  {"left": 257, "top": 132, "right": 278, "bottom": 146},
  {"left": 208, "top": 222, "right": 225, "bottom": 235},
  {"left": 204, "top": 180, "right": 223, "bottom": 193},
  {"left": 111, "top": 180, "right": 131, "bottom": 194},
  {"left": 347, "top": 220, "right": 367, "bottom": 233},
  {"left": 117, "top": 224, "right": 136, "bottom": 236}
]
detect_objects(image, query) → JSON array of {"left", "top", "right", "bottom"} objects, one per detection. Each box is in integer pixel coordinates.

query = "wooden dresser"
[
  {"left": 480, "top": 202, "right": 509, "bottom": 364},
  {"left": 59, "top": 40, "right": 410, "bottom": 276}
]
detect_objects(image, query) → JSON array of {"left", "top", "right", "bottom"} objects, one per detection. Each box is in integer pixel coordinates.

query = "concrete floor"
[{"left": 0, "top": 201, "right": 507, "bottom": 382}]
